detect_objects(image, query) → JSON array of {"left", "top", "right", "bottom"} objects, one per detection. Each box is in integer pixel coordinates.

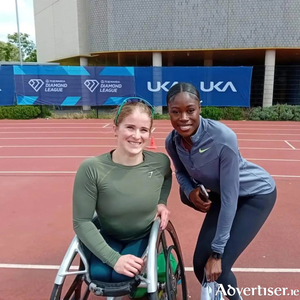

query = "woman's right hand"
[
  {"left": 113, "top": 254, "right": 144, "bottom": 277},
  {"left": 189, "top": 187, "right": 212, "bottom": 213}
]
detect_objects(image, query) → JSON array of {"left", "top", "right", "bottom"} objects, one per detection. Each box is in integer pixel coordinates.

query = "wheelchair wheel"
[
  {"left": 148, "top": 221, "right": 188, "bottom": 300},
  {"left": 166, "top": 245, "right": 187, "bottom": 300},
  {"left": 50, "top": 259, "right": 91, "bottom": 300}
]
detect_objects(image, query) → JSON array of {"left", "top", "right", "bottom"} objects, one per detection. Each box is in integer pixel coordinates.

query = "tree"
[
  {"left": 7, "top": 32, "right": 37, "bottom": 62},
  {"left": 0, "top": 41, "right": 19, "bottom": 61}
]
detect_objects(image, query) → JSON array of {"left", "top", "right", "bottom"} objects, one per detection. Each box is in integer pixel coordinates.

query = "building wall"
[
  {"left": 88, "top": 0, "right": 300, "bottom": 53},
  {"left": 34, "top": 0, "right": 89, "bottom": 62}
]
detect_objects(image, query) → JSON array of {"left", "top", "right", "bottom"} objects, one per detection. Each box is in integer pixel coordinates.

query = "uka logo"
[
  {"left": 28, "top": 79, "right": 44, "bottom": 92},
  {"left": 147, "top": 81, "right": 237, "bottom": 92},
  {"left": 84, "top": 79, "right": 99, "bottom": 92}
]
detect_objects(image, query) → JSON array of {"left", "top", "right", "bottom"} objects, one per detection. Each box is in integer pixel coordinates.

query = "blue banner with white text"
[
  {"left": 14, "top": 66, "right": 135, "bottom": 106},
  {"left": 13, "top": 66, "right": 252, "bottom": 107},
  {"left": 0, "top": 66, "right": 15, "bottom": 106},
  {"left": 134, "top": 67, "right": 253, "bottom": 107}
]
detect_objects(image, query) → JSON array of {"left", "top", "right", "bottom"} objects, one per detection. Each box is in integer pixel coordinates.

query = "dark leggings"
[{"left": 180, "top": 187, "right": 277, "bottom": 300}]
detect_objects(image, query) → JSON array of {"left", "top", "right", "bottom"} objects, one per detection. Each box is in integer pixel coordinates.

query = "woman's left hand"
[
  {"left": 204, "top": 256, "right": 222, "bottom": 282},
  {"left": 155, "top": 204, "right": 170, "bottom": 230}
]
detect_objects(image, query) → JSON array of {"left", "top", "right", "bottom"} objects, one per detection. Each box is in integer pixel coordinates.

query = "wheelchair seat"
[{"left": 50, "top": 218, "right": 188, "bottom": 300}]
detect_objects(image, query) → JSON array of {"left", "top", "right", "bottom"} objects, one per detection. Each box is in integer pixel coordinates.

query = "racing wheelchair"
[{"left": 50, "top": 217, "right": 188, "bottom": 300}]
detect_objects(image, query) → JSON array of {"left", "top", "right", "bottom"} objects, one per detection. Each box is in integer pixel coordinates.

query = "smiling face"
[
  {"left": 168, "top": 92, "right": 201, "bottom": 138},
  {"left": 114, "top": 108, "right": 151, "bottom": 156}
]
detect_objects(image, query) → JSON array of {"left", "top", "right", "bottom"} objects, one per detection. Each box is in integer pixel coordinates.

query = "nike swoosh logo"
[{"left": 199, "top": 148, "right": 209, "bottom": 153}]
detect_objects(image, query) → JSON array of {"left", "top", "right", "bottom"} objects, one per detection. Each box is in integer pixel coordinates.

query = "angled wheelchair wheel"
[
  {"left": 148, "top": 221, "right": 188, "bottom": 300},
  {"left": 50, "top": 251, "right": 91, "bottom": 300}
]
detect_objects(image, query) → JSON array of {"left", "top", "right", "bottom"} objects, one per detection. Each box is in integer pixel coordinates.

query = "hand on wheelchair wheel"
[{"left": 114, "top": 254, "right": 144, "bottom": 277}]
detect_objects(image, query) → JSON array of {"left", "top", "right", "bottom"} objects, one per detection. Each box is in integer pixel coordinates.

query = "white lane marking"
[
  {"left": 285, "top": 140, "right": 296, "bottom": 150},
  {"left": 1, "top": 264, "right": 300, "bottom": 273},
  {"left": 1, "top": 157, "right": 300, "bottom": 163},
  {"left": 0, "top": 145, "right": 299, "bottom": 150},
  {"left": 0, "top": 171, "right": 76, "bottom": 174},
  {"left": 1, "top": 172, "right": 300, "bottom": 177}
]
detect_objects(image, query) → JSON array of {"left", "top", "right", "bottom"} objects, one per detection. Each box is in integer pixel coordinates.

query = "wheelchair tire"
[
  {"left": 147, "top": 221, "right": 188, "bottom": 300},
  {"left": 166, "top": 245, "right": 187, "bottom": 300},
  {"left": 49, "top": 260, "right": 90, "bottom": 300}
]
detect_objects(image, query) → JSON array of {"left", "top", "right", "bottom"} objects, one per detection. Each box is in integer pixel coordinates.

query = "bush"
[
  {"left": 276, "top": 104, "right": 294, "bottom": 121},
  {"left": 1, "top": 104, "right": 300, "bottom": 121},
  {"left": 0, "top": 106, "right": 41, "bottom": 119},
  {"left": 221, "top": 107, "right": 243, "bottom": 120},
  {"left": 248, "top": 104, "right": 297, "bottom": 121},
  {"left": 201, "top": 106, "right": 223, "bottom": 120},
  {"left": 154, "top": 113, "right": 170, "bottom": 120},
  {"left": 40, "top": 106, "right": 52, "bottom": 118},
  {"left": 293, "top": 106, "right": 300, "bottom": 121}
]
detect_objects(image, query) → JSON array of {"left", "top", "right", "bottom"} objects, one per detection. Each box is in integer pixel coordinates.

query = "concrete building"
[{"left": 33, "top": 0, "right": 300, "bottom": 107}]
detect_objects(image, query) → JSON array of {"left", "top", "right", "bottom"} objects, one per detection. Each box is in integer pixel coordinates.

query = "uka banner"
[
  {"left": 0, "top": 66, "right": 15, "bottom": 106},
  {"left": 134, "top": 67, "right": 253, "bottom": 107},
  {"left": 14, "top": 66, "right": 135, "bottom": 106}
]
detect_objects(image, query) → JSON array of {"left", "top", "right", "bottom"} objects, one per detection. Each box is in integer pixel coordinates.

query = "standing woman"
[
  {"left": 165, "top": 82, "right": 276, "bottom": 300},
  {"left": 73, "top": 99, "right": 172, "bottom": 283}
]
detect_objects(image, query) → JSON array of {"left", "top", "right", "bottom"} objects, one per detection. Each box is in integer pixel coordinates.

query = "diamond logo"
[
  {"left": 28, "top": 79, "right": 44, "bottom": 92},
  {"left": 84, "top": 79, "right": 99, "bottom": 92}
]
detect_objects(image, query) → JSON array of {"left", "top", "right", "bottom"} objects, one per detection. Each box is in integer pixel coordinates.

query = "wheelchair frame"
[{"left": 50, "top": 218, "right": 187, "bottom": 300}]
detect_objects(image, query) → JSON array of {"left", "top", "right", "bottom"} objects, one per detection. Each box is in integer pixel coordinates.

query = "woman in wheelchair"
[{"left": 73, "top": 98, "right": 172, "bottom": 283}]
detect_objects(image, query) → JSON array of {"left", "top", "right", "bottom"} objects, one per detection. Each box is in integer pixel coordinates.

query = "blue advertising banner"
[
  {"left": 0, "top": 66, "right": 15, "bottom": 106},
  {"left": 13, "top": 66, "right": 252, "bottom": 107},
  {"left": 14, "top": 66, "right": 135, "bottom": 106},
  {"left": 134, "top": 67, "right": 253, "bottom": 107}
]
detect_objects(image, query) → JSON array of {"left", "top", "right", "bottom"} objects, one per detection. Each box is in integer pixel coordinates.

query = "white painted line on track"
[
  {"left": 0, "top": 137, "right": 117, "bottom": 140},
  {"left": 285, "top": 140, "right": 296, "bottom": 150},
  {"left": 0, "top": 264, "right": 300, "bottom": 273},
  {"left": 230, "top": 128, "right": 300, "bottom": 131},
  {"left": 0, "top": 145, "right": 299, "bottom": 150},
  {"left": 239, "top": 147, "right": 299, "bottom": 151},
  {"left": 0, "top": 171, "right": 76, "bottom": 174},
  {"left": 3, "top": 126, "right": 300, "bottom": 131},
  {"left": 0, "top": 156, "right": 90, "bottom": 159},
  {"left": 1, "top": 172, "right": 300, "bottom": 177},
  {"left": 2, "top": 131, "right": 300, "bottom": 136},
  {"left": 1, "top": 137, "right": 300, "bottom": 142},
  {"left": 0, "top": 123, "right": 112, "bottom": 126},
  {"left": 151, "top": 127, "right": 156, "bottom": 133},
  {"left": 102, "top": 123, "right": 110, "bottom": 128},
  {"left": 247, "top": 158, "right": 300, "bottom": 162},
  {"left": 185, "top": 267, "right": 300, "bottom": 273},
  {"left": 1, "top": 156, "right": 300, "bottom": 163},
  {"left": 0, "top": 145, "right": 119, "bottom": 148},
  {"left": 272, "top": 175, "right": 300, "bottom": 178},
  {"left": 239, "top": 139, "right": 300, "bottom": 142},
  {"left": 171, "top": 172, "right": 300, "bottom": 178},
  {"left": 0, "top": 126, "right": 112, "bottom": 129}
]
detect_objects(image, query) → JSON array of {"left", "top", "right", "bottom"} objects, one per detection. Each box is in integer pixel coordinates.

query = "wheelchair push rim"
[{"left": 147, "top": 221, "right": 188, "bottom": 300}]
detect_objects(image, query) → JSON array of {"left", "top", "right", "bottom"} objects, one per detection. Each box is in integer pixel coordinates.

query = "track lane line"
[
  {"left": 285, "top": 140, "right": 296, "bottom": 150},
  {"left": 1, "top": 263, "right": 300, "bottom": 273}
]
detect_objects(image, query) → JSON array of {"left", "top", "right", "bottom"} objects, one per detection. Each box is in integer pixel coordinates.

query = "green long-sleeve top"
[{"left": 73, "top": 150, "right": 172, "bottom": 268}]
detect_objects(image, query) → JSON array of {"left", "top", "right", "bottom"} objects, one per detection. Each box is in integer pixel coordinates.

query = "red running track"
[{"left": 1, "top": 119, "right": 300, "bottom": 300}]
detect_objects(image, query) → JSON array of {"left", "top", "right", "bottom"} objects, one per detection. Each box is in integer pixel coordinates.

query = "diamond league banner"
[
  {"left": 14, "top": 66, "right": 135, "bottom": 106},
  {"left": 0, "top": 66, "right": 15, "bottom": 106},
  {"left": 134, "top": 67, "right": 253, "bottom": 107}
]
